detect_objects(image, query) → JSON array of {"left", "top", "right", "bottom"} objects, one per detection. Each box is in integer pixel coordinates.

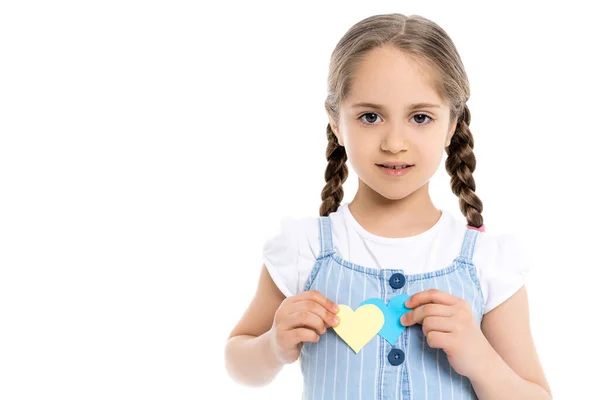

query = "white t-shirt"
[{"left": 262, "top": 202, "right": 531, "bottom": 314}]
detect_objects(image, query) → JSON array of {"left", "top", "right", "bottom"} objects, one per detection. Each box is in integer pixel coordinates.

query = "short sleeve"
[
  {"left": 262, "top": 216, "right": 301, "bottom": 297},
  {"left": 474, "top": 232, "right": 532, "bottom": 314}
]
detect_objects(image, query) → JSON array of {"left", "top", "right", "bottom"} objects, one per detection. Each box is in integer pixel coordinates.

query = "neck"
[{"left": 347, "top": 179, "right": 441, "bottom": 239}]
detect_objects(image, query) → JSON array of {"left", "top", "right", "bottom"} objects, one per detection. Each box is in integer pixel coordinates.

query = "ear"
[
  {"left": 328, "top": 115, "right": 344, "bottom": 146},
  {"left": 445, "top": 117, "right": 458, "bottom": 147}
]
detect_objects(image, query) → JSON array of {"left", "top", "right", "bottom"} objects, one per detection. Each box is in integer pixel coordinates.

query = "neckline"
[{"left": 340, "top": 202, "right": 448, "bottom": 244}]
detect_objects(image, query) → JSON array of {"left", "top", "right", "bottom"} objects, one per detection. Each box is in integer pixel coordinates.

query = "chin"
[
  {"left": 379, "top": 190, "right": 414, "bottom": 201},
  {"left": 370, "top": 184, "right": 415, "bottom": 201}
]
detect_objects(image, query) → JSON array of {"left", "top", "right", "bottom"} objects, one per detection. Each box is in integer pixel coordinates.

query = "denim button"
[
  {"left": 388, "top": 349, "right": 405, "bottom": 366},
  {"left": 389, "top": 273, "right": 405, "bottom": 289}
]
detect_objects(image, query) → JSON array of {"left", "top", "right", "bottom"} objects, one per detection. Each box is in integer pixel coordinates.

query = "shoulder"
[
  {"left": 472, "top": 229, "right": 531, "bottom": 314},
  {"left": 263, "top": 209, "right": 342, "bottom": 297},
  {"left": 262, "top": 214, "right": 320, "bottom": 254},
  {"left": 262, "top": 214, "right": 319, "bottom": 266},
  {"left": 473, "top": 230, "right": 530, "bottom": 275},
  {"left": 440, "top": 208, "right": 529, "bottom": 267},
  {"left": 440, "top": 210, "right": 531, "bottom": 314},
  {"left": 276, "top": 205, "right": 348, "bottom": 257}
]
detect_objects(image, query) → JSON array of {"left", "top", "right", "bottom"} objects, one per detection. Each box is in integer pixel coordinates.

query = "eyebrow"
[{"left": 350, "top": 102, "right": 441, "bottom": 111}]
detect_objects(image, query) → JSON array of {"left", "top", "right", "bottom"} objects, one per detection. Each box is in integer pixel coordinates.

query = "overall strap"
[
  {"left": 317, "top": 216, "right": 334, "bottom": 258},
  {"left": 459, "top": 227, "right": 480, "bottom": 263}
]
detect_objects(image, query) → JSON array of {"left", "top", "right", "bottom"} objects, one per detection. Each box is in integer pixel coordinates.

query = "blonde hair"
[{"left": 319, "top": 13, "right": 484, "bottom": 229}]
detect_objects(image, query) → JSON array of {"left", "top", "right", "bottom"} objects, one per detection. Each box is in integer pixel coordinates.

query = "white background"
[{"left": 1, "top": 1, "right": 598, "bottom": 399}]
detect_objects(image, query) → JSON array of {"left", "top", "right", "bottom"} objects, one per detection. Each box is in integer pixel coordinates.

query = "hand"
[
  {"left": 268, "top": 290, "right": 340, "bottom": 365},
  {"left": 400, "top": 289, "right": 491, "bottom": 378}
]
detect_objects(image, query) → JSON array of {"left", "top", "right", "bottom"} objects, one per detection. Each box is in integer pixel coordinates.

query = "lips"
[{"left": 377, "top": 164, "right": 413, "bottom": 170}]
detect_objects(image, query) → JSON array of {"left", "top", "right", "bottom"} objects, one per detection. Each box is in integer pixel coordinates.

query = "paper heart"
[
  {"left": 332, "top": 304, "right": 384, "bottom": 353},
  {"left": 360, "top": 294, "right": 412, "bottom": 345}
]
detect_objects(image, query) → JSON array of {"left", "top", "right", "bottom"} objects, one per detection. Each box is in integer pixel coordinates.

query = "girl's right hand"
[{"left": 268, "top": 290, "right": 340, "bottom": 364}]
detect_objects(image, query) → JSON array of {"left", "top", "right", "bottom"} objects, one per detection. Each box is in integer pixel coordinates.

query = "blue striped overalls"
[{"left": 299, "top": 215, "right": 484, "bottom": 399}]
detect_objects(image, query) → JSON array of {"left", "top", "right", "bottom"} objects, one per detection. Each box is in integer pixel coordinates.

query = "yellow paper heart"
[{"left": 332, "top": 304, "right": 384, "bottom": 353}]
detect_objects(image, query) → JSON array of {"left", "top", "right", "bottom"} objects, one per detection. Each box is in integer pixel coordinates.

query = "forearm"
[
  {"left": 470, "top": 345, "right": 551, "bottom": 399},
  {"left": 224, "top": 330, "right": 284, "bottom": 387}
]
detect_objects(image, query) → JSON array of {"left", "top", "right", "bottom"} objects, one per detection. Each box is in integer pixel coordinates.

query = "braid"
[
  {"left": 319, "top": 123, "right": 349, "bottom": 216},
  {"left": 445, "top": 105, "right": 484, "bottom": 229}
]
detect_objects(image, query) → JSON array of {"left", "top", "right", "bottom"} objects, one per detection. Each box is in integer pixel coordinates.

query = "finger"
[
  {"left": 291, "top": 300, "right": 340, "bottom": 328},
  {"left": 421, "top": 316, "right": 454, "bottom": 337},
  {"left": 295, "top": 290, "right": 339, "bottom": 314},
  {"left": 425, "top": 331, "right": 450, "bottom": 349},
  {"left": 286, "top": 310, "right": 329, "bottom": 334},
  {"left": 401, "top": 303, "right": 453, "bottom": 326},
  {"left": 285, "top": 328, "right": 320, "bottom": 345},
  {"left": 405, "top": 289, "right": 457, "bottom": 309}
]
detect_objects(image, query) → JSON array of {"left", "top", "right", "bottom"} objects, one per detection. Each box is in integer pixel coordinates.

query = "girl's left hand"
[{"left": 400, "top": 289, "right": 492, "bottom": 379}]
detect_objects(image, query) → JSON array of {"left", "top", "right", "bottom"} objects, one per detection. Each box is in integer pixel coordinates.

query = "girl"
[{"left": 225, "top": 13, "right": 551, "bottom": 399}]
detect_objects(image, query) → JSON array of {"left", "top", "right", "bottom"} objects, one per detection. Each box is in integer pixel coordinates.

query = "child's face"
[{"left": 329, "top": 45, "right": 457, "bottom": 201}]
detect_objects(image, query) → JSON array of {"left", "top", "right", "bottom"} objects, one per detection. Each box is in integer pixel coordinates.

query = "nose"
[{"left": 381, "top": 125, "right": 409, "bottom": 153}]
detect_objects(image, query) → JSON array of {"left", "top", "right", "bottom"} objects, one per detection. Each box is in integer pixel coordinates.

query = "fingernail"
[
  {"left": 333, "top": 316, "right": 339, "bottom": 325},
  {"left": 333, "top": 304, "right": 339, "bottom": 312},
  {"left": 400, "top": 315, "right": 406, "bottom": 325}
]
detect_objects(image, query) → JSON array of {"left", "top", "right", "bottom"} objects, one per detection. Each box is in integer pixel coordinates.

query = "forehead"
[{"left": 344, "top": 45, "right": 444, "bottom": 107}]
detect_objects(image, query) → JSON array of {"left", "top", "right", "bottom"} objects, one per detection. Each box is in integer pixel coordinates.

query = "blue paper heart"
[{"left": 360, "top": 294, "right": 412, "bottom": 346}]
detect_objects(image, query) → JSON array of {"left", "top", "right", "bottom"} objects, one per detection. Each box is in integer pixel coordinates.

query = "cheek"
[
  {"left": 345, "top": 145, "right": 367, "bottom": 173},
  {"left": 424, "top": 145, "right": 444, "bottom": 160},
  {"left": 416, "top": 135, "right": 446, "bottom": 161},
  {"left": 419, "top": 150, "right": 444, "bottom": 175},
  {"left": 344, "top": 133, "right": 370, "bottom": 159}
]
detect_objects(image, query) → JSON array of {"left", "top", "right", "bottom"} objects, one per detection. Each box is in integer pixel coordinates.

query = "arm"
[
  {"left": 471, "top": 285, "right": 552, "bottom": 399},
  {"left": 224, "top": 264, "right": 287, "bottom": 387},
  {"left": 224, "top": 264, "right": 338, "bottom": 387}
]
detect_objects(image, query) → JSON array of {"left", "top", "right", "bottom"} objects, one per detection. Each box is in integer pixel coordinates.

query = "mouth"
[
  {"left": 376, "top": 164, "right": 414, "bottom": 170},
  {"left": 376, "top": 163, "right": 414, "bottom": 177}
]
